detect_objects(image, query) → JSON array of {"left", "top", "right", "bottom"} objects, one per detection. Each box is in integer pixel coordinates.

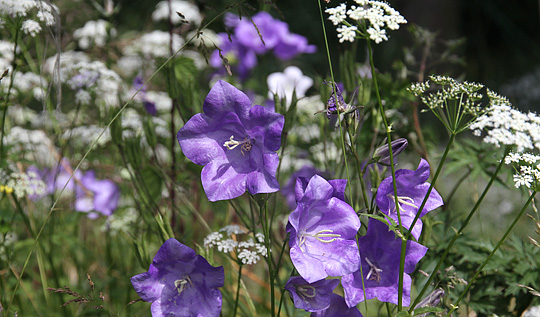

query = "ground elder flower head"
[
  {"left": 469, "top": 89, "right": 540, "bottom": 152},
  {"left": 409, "top": 75, "right": 485, "bottom": 133},
  {"left": 203, "top": 225, "right": 268, "bottom": 265},
  {"left": 504, "top": 152, "right": 540, "bottom": 190},
  {"left": 1, "top": 170, "right": 46, "bottom": 198},
  {"left": 326, "top": 0, "right": 406, "bottom": 44}
]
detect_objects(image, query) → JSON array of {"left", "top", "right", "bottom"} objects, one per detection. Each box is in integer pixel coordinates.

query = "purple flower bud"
[{"left": 373, "top": 138, "right": 408, "bottom": 164}]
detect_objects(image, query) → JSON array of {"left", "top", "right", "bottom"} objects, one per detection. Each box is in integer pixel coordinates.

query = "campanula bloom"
[
  {"left": 131, "top": 238, "right": 224, "bottom": 316},
  {"left": 342, "top": 219, "right": 427, "bottom": 307},
  {"left": 310, "top": 294, "right": 363, "bottom": 317},
  {"left": 285, "top": 276, "right": 339, "bottom": 312},
  {"left": 375, "top": 158, "right": 443, "bottom": 239},
  {"left": 287, "top": 175, "right": 360, "bottom": 283},
  {"left": 75, "top": 170, "right": 120, "bottom": 219},
  {"left": 177, "top": 80, "right": 284, "bottom": 201}
]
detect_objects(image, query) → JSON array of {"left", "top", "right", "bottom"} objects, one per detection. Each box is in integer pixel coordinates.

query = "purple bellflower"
[
  {"left": 132, "top": 75, "right": 157, "bottom": 116},
  {"left": 310, "top": 293, "right": 364, "bottom": 317},
  {"left": 282, "top": 166, "right": 329, "bottom": 210},
  {"left": 210, "top": 12, "right": 315, "bottom": 78},
  {"left": 177, "top": 80, "right": 284, "bottom": 201},
  {"left": 375, "top": 159, "right": 443, "bottom": 239},
  {"left": 287, "top": 175, "right": 360, "bottom": 283},
  {"left": 131, "top": 238, "right": 224, "bottom": 316},
  {"left": 75, "top": 170, "right": 120, "bottom": 219},
  {"left": 285, "top": 276, "right": 339, "bottom": 312},
  {"left": 342, "top": 219, "right": 428, "bottom": 307}
]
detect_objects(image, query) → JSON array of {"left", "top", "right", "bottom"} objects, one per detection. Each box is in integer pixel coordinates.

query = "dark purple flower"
[
  {"left": 210, "top": 12, "right": 315, "bottom": 78},
  {"left": 324, "top": 81, "right": 347, "bottom": 119},
  {"left": 177, "top": 80, "right": 284, "bottom": 201},
  {"left": 342, "top": 219, "right": 428, "bottom": 307},
  {"left": 75, "top": 170, "right": 120, "bottom": 219},
  {"left": 373, "top": 138, "right": 408, "bottom": 165},
  {"left": 287, "top": 175, "right": 361, "bottom": 283},
  {"left": 375, "top": 159, "right": 443, "bottom": 239},
  {"left": 132, "top": 75, "right": 157, "bottom": 116},
  {"left": 285, "top": 276, "right": 339, "bottom": 312},
  {"left": 131, "top": 238, "right": 224, "bottom": 316},
  {"left": 310, "top": 294, "right": 363, "bottom": 317}
]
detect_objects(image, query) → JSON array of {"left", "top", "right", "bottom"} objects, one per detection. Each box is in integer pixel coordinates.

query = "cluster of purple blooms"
[
  {"left": 29, "top": 160, "right": 120, "bottom": 219},
  {"left": 130, "top": 76, "right": 444, "bottom": 315},
  {"left": 210, "top": 12, "right": 316, "bottom": 79}
]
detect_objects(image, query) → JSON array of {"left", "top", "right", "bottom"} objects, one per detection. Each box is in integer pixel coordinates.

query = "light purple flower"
[
  {"left": 177, "top": 80, "right": 284, "bottom": 201},
  {"left": 133, "top": 75, "right": 157, "bottom": 116},
  {"left": 285, "top": 276, "right": 339, "bottom": 312},
  {"left": 131, "top": 238, "right": 224, "bottom": 316},
  {"left": 342, "top": 219, "right": 428, "bottom": 307},
  {"left": 287, "top": 175, "right": 360, "bottom": 283},
  {"left": 375, "top": 159, "right": 443, "bottom": 239},
  {"left": 75, "top": 170, "right": 120, "bottom": 219},
  {"left": 310, "top": 294, "right": 363, "bottom": 317},
  {"left": 282, "top": 166, "right": 328, "bottom": 210}
]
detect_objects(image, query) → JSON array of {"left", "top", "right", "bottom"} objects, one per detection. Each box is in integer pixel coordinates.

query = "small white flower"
[
  {"left": 217, "top": 239, "right": 238, "bottom": 253},
  {"left": 237, "top": 249, "right": 260, "bottom": 265},
  {"left": 325, "top": 3, "right": 347, "bottom": 25},
  {"left": 219, "top": 224, "right": 246, "bottom": 235},
  {"left": 267, "top": 66, "right": 314, "bottom": 107},
  {"left": 336, "top": 25, "right": 358, "bottom": 43},
  {"left": 152, "top": 0, "right": 202, "bottom": 25},
  {"left": 21, "top": 20, "right": 41, "bottom": 37}
]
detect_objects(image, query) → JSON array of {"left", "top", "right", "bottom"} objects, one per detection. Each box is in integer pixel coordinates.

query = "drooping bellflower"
[
  {"left": 177, "top": 80, "right": 284, "bottom": 201},
  {"left": 341, "top": 219, "right": 427, "bottom": 307},
  {"left": 131, "top": 238, "right": 224, "bottom": 316},
  {"left": 375, "top": 158, "right": 443, "bottom": 239},
  {"left": 285, "top": 276, "right": 339, "bottom": 312},
  {"left": 287, "top": 175, "right": 360, "bottom": 283}
]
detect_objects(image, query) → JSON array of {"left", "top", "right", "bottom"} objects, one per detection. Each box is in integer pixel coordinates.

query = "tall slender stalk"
[
  {"left": 409, "top": 150, "right": 508, "bottom": 311},
  {"left": 447, "top": 191, "right": 537, "bottom": 315}
]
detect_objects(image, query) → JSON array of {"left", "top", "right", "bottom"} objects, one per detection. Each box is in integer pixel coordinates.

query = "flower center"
[
  {"left": 387, "top": 194, "right": 418, "bottom": 213},
  {"left": 174, "top": 275, "right": 193, "bottom": 295},
  {"left": 223, "top": 135, "right": 254, "bottom": 156},
  {"left": 296, "top": 285, "right": 317, "bottom": 300},
  {"left": 298, "top": 229, "right": 341, "bottom": 252},
  {"left": 365, "top": 257, "right": 383, "bottom": 283}
]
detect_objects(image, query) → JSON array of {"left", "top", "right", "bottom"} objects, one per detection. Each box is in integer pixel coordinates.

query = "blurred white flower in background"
[
  {"left": 152, "top": 0, "right": 201, "bottom": 26},
  {"left": 267, "top": 66, "right": 313, "bottom": 107}
]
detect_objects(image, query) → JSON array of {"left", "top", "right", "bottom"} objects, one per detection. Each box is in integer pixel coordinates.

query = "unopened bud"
[{"left": 373, "top": 138, "right": 408, "bottom": 164}]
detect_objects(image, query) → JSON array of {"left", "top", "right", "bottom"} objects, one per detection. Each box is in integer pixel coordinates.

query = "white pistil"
[
  {"left": 223, "top": 135, "right": 253, "bottom": 156},
  {"left": 365, "top": 257, "right": 383, "bottom": 283},
  {"left": 388, "top": 194, "right": 419, "bottom": 212},
  {"left": 296, "top": 285, "right": 317, "bottom": 300},
  {"left": 298, "top": 229, "right": 341, "bottom": 252},
  {"left": 174, "top": 275, "right": 193, "bottom": 294}
]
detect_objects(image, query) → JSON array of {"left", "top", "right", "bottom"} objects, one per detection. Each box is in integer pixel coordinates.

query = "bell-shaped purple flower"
[
  {"left": 285, "top": 276, "right": 339, "bottom": 312},
  {"left": 287, "top": 175, "right": 361, "bottom": 283},
  {"left": 75, "top": 170, "right": 120, "bottom": 219},
  {"left": 310, "top": 294, "right": 363, "bottom": 317},
  {"left": 177, "top": 80, "right": 284, "bottom": 201},
  {"left": 375, "top": 159, "right": 443, "bottom": 239},
  {"left": 342, "top": 219, "right": 428, "bottom": 307},
  {"left": 131, "top": 238, "right": 224, "bottom": 316}
]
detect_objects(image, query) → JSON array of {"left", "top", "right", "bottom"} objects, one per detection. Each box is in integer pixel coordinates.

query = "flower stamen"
[
  {"left": 365, "top": 257, "right": 383, "bottom": 283},
  {"left": 388, "top": 194, "right": 418, "bottom": 212},
  {"left": 223, "top": 135, "right": 253, "bottom": 155},
  {"left": 296, "top": 285, "right": 317, "bottom": 300},
  {"left": 174, "top": 275, "right": 193, "bottom": 294},
  {"left": 298, "top": 229, "right": 341, "bottom": 252}
]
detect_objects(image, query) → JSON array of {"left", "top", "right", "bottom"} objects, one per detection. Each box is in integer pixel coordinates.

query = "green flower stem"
[
  {"left": 409, "top": 149, "right": 507, "bottom": 311},
  {"left": 233, "top": 264, "right": 243, "bottom": 316},
  {"left": 447, "top": 190, "right": 537, "bottom": 316},
  {"left": 317, "top": 0, "right": 354, "bottom": 203},
  {"left": 366, "top": 37, "right": 405, "bottom": 309}
]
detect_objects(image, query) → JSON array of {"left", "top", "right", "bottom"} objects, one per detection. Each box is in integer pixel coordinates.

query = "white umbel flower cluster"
[
  {"left": 203, "top": 225, "right": 268, "bottom": 265},
  {"left": 73, "top": 20, "right": 116, "bottom": 50},
  {"left": 0, "top": 0, "right": 58, "bottom": 37},
  {"left": 469, "top": 90, "right": 540, "bottom": 153},
  {"left": 152, "top": 0, "right": 202, "bottom": 26},
  {"left": 326, "top": 0, "right": 407, "bottom": 44},
  {"left": 0, "top": 169, "right": 47, "bottom": 198},
  {"left": 504, "top": 152, "right": 540, "bottom": 189}
]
